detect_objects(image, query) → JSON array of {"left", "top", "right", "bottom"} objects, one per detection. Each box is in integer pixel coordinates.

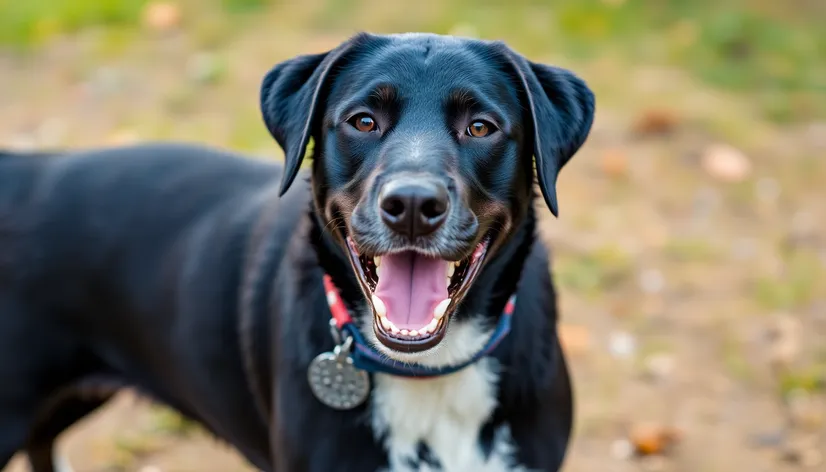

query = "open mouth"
[{"left": 345, "top": 237, "right": 490, "bottom": 353}]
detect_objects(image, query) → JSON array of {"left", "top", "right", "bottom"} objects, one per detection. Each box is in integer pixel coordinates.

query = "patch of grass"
[
  {"left": 557, "top": 245, "right": 634, "bottom": 298},
  {"left": 0, "top": 0, "right": 146, "bottom": 48},
  {"left": 753, "top": 248, "right": 822, "bottom": 311},
  {"left": 779, "top": 365, "right": 826, "bottom": 396},
  {"left": 112, "top": 432, "right": 163, "bottom": 466},
  {"left": 721, "top": 331, "right": 754, "bottom": 382},
  {"left": 228, "top": 108, "right": 272, "bottom": 151},
  {"left": 663, "top": 237, "right": 719, "bottom": 262},
  {"left": 147, "top": 405, "right": 201, "bottom": 436},
  {"left": 309, "top": 0, "right": 825, "bottom": 122},
  {"left": 219, "top": 0, "right": 272, "bottom": 14}
]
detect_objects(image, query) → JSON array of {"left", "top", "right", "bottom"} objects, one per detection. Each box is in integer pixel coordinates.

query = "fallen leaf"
[
  {"left": 632, "top": 108, "right": 679, "bottom": 136},
  {"left": 629, "top": 423, "right": 682, "bottom": 456},
  {"left": 700, "top": 143, "right": 753, "bottom": 182}
]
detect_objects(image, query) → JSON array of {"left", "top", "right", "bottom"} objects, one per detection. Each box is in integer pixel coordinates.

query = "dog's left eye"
[
  {"left": 466, "top": 120, "right": 494, "bottom": 138},
  {"left": 348, "top": 114, "right": 378, "bottom": 133}
]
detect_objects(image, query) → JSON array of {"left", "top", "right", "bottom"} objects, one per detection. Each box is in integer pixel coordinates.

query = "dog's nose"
[{"left": 379, "top": 180, "right": 449, "bottom": 238}]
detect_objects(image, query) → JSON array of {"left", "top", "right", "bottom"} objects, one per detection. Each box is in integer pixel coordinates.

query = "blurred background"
[{"left": 1, "top": 0, "right": 824, "bottom": 471}]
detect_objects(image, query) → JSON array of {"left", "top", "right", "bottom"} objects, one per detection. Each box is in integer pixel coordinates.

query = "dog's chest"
[{"left": 370, "top": 359, "right": 523, "bottom": 472}]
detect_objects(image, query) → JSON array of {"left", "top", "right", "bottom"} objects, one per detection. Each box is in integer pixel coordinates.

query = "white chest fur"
[{"left": 367, "top": 321, "right": 525, "bottom": 472}]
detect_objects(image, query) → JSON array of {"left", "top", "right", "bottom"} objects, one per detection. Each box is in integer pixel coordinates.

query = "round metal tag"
[{"left": 307, "top": 351, "right": 370, "bottom": 410}]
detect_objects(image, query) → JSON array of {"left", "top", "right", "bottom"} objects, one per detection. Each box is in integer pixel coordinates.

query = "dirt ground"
[{"left": 1, "top": 3, "right": 824, "bottom": 472}]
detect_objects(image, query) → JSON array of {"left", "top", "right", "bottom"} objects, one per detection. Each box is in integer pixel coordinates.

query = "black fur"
[{"left": 0, "top": 32, "right": 594, "bottom": 471}]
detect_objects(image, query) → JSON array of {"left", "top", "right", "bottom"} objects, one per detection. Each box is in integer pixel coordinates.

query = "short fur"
[{"left": 0, "top": 32, "right": 594, "bottom": 471}]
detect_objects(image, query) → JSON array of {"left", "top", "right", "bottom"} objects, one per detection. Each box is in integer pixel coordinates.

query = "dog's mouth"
[{"left": 344, "top": 237, "right": 490, "bottom": 353}]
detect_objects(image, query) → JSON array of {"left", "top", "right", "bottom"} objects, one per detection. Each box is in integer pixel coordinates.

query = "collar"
[{"left": 322, "top": 274, "right": 516, "bottom": 378}]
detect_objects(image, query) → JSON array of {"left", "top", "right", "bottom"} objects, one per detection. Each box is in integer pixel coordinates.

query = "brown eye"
[
  {"left": 351, "top": 114, "right": 377, "bottom": 133},
  {"left": 467, "top": 121, "right": 491, "bottom": 138}
]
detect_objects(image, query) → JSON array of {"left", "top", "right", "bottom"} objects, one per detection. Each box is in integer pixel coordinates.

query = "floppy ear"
[
  {"left": 259, "top": 35, "right": 365, "bottom": 196},
  {"left": 502, "top": 50, "right": 595, "bottom": 217}
]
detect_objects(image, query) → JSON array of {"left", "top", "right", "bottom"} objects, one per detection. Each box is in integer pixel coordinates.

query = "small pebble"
[
  {"left": 701, "top": 143, "right": 752, "bottom": 182},
  {"left": 644, "top": 353, "right": 675, "bottom": 381},
  {"left": 609, "top": 331, "right": 637, "bottom": 359},
  {"left": 143, "top": 2, "right": 182, "bottom": 32},
  {"left": 139, "top": 466, "right": 163, "bottom": 472},
  {"left": 755, "top": 177, "right": 781, "bottom": 203},
  {"left": 610, "top": 438, "right": 634, "bottom": 460},
  {"left": 765, "top": 315, "right": 801, "bottom": 368},
  {"left": 639, "top": 268, "right": 665, "bottom": 294}
]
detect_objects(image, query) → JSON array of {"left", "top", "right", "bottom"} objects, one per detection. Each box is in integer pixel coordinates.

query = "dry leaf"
[
  {"left": 632, "top": 108, "right": 679, "bottom": 136},
  {"left": 629, "top": 423, "right": 681, "bottom": 456}
]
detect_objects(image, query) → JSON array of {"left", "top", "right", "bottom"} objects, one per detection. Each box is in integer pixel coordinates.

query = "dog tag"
[{"left": 307, "top": 337, "right": 370, "bottom": 410}]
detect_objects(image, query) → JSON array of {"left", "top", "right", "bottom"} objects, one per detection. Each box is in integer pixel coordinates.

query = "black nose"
[{"left": 379, "top": 179, "right": 449, "bottom": 238}]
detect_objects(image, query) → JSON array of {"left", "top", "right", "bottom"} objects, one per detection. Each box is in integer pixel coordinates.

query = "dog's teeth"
[
  {"left": 425, "top": 319, "right": 438, "bottom": 333},
  {"left": 455, "top": 261, "right": 461, "bottom": 267},
  {"left": 400, "top": 329, "right": 409, "bottom": 336},
  {"left": 446, "top": 277, "right": 451, "bottom": 288},
  {"left": 446, "top": 263, "right": 455, "bottom": 278},
  {"left": 380, "top": 317, "right": 392, "bottom": 331},
  {"left": 374, "top": 256, "right": 381, "bottom": 267},
  {"left": 409, "top": 329, "right": 419, "bottom": 336},
  {"left": 433, "top": 298, "right": 451, "bottom": 320},
  {"left": 372, "top": 295, "right": 387, "bottom": 317},
  {"left": 390, "top": 325, "right": 400, "bottom": 334},
  {"left": 376, "top": 266, "right": 382, "bottom": 277}
]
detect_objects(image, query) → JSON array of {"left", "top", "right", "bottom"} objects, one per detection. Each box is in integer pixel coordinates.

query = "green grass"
[
  {"left": 0, "top": 0, "right": 147, "bottom": 48},
  {"left": 1, "top": 0, "right": 823, "bottom": 121},
  {"left": 753, "top": 247, "right": 823, "bottom": 311},
  {"left": 556, "top": 245, "right": 634, "bottom": 298}
]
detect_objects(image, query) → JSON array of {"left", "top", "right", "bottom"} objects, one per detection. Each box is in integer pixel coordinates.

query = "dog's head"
[{"left": 261, "top": 33, "right": 594, "bottom": 360}]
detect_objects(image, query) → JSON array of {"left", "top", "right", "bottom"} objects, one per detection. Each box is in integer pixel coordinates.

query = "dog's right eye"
[{"left": 348, "top": 114, "right": 378, "bottom": 133}]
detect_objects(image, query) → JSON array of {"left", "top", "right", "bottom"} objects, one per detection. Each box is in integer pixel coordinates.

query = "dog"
[{"left": 0, "top": 32, "right": 594, "bottom": 471}]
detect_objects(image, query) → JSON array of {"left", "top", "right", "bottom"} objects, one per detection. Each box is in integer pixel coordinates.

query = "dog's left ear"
[
  {"left": 260, "top": 34, "right": 367, "bottom": 196},
  {"left": 501, "top": 48, "right": 595, "bottom": 217}
]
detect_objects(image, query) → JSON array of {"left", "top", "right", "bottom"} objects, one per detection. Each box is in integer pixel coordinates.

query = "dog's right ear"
[{"left": 260, "top": 35, "right": 366, "bottom": 196}]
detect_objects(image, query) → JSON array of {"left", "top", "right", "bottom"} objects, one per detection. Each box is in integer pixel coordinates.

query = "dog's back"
[{"left": 0, "top": 143, "right": 293, "bottom": 470}]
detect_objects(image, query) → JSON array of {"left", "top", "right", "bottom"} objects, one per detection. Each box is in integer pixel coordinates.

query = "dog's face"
[{"left": 261, "top": 33, "right": 594, "bottom": 359}]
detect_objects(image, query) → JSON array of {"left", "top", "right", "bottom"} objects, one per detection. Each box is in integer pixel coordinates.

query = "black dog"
[{"left": 0, "top": 32, "right": 594, "bottom": 471}]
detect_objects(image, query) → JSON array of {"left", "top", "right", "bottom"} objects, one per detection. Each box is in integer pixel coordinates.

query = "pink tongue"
[{"left": 374, "top": 252, "right": 449, "bottom": 330}]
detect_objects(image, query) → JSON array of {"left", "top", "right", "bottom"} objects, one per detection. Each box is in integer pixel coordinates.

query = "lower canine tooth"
[
  {"left": 380, "top": 317, "right": 392, "bottom": 330},
  {"left": 434, "top": 298, "right": 451, "bottom": 319},
  {"left": 425, "top": 319, "right": 438, "bottom": 333},
  {"left": 372, "top": 295, "right": 387, "bottom": 317}
]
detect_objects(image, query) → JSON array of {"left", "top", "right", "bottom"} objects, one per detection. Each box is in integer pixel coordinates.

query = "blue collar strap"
[{"left": 323, "top": 275, "right": 515, "bottom": 378}]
